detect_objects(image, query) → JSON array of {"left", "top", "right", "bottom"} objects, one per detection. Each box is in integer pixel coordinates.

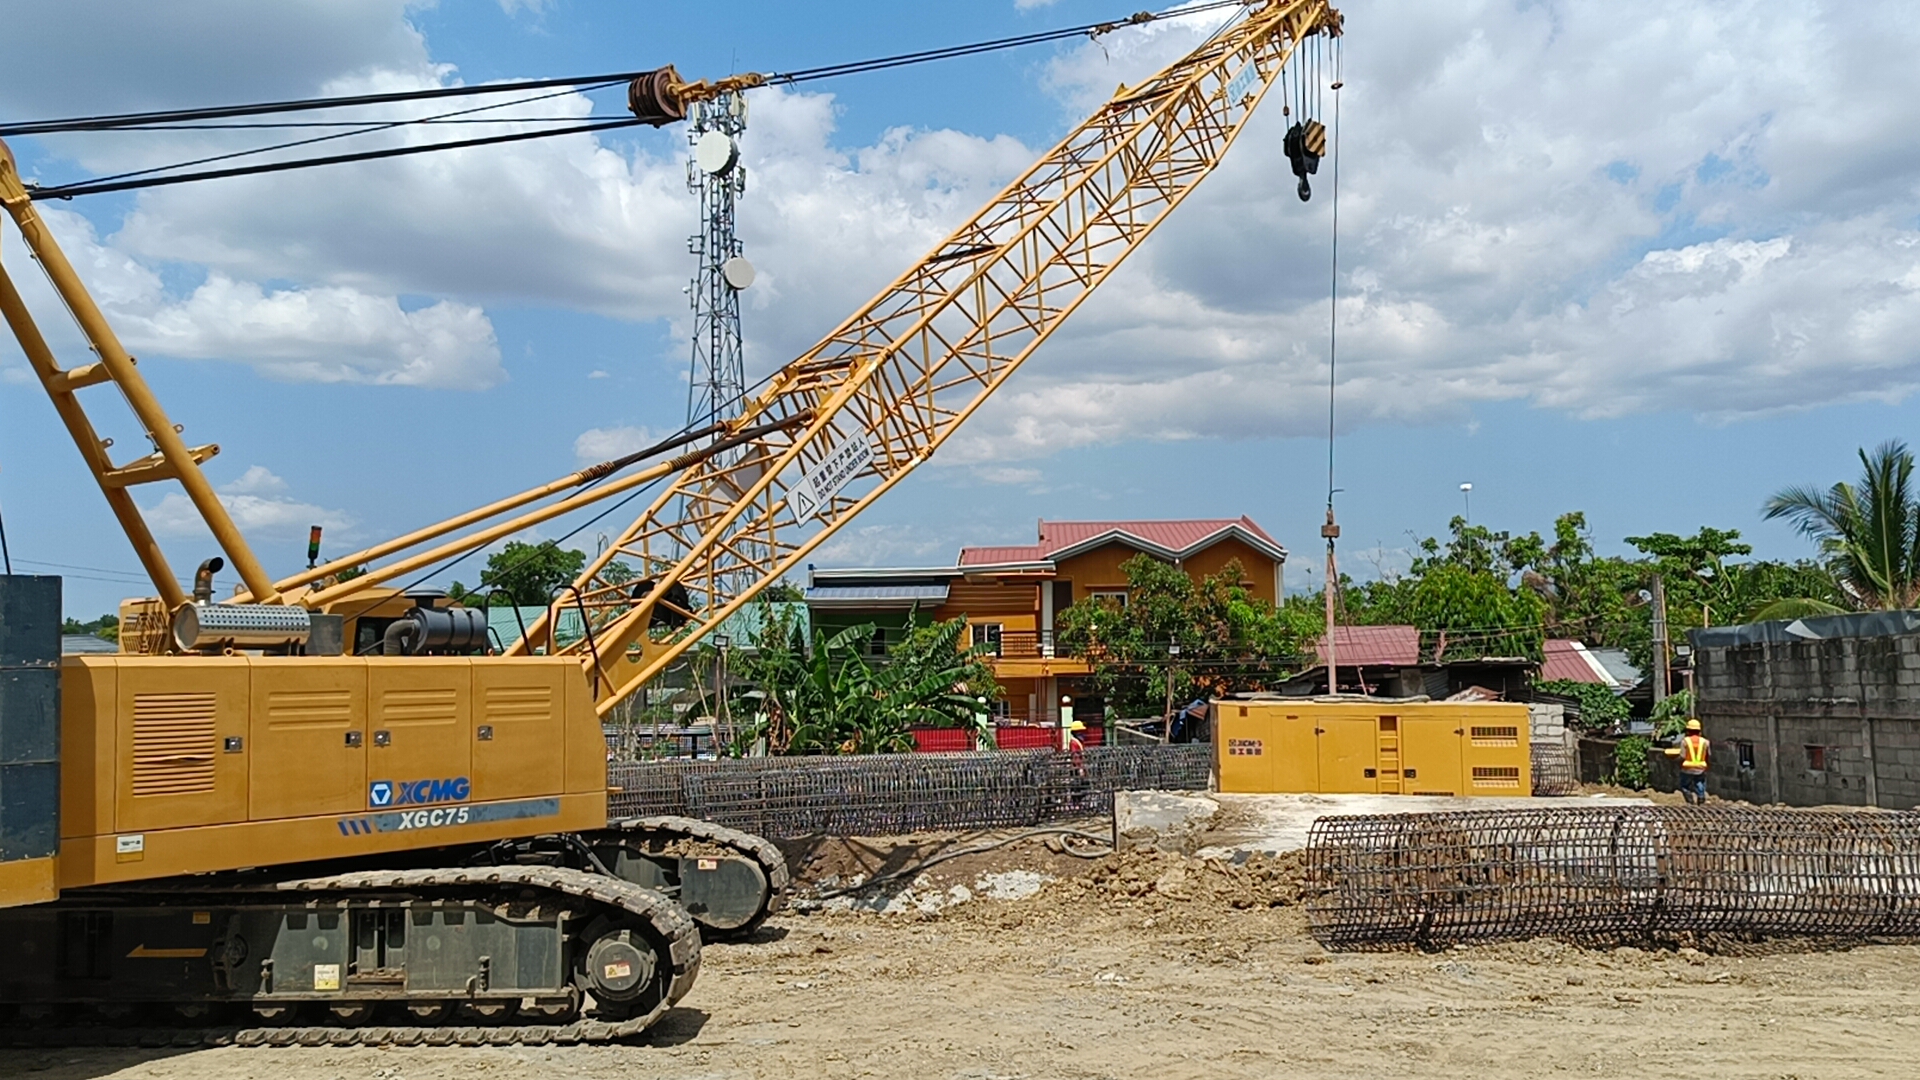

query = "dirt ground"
[{"left": 7, "top": 831, "right": 1918, "bottom": 1080}]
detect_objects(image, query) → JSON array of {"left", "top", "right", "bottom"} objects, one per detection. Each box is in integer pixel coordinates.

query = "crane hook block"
[
  {"left": 628, "top": 66, "right": 689, "bottom": 127},
  {"left": 1284, "top": 120, "right": 1326, "bottom": 202}
]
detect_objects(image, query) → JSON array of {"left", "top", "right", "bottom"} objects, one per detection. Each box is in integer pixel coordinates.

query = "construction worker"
[
  {"left": 1066, "top": 719, "right": 1087, "bottom": 755},
  {"left": 1664, "top": 718, "right": 1711, "bottom": 804}
]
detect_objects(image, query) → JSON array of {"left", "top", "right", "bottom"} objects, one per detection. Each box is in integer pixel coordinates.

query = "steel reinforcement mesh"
[
  {"left": 1306, "top": 806, "right": 1920, "bottom": 949},
  {"left": 606, "top": 744, "right": 1213, "bottom": 837}
]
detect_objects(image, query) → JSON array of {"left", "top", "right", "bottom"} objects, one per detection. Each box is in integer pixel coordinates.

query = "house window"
[
  {"left": 990, "top": 699, "right": 1012, "bottom": 720},
  {"left": 1806, "top": 745, "right": 1827, "bottom": 772},
  {"left": 971, "top": 623, "right": 1003, "bottom": 656},
  {"left": 1089, "top": 590, "right": 1128, "bottom": 609},
  {"left": 1737, "top": 741, "right": 1756, "bottom": 772}
]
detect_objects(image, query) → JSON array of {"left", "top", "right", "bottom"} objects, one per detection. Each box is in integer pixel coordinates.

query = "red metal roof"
[
  {"left": 959, "top": 516, "right": 1286, "bottom": 566},
  {"left": 957, "top": 544, "right": 1049, "bottom": 566},
  {"left": 1542, "top": 639, "right": 1612, "bottom": 684},
  {"left": 1315, "top": 624, "right": 1420, "bottom": 667},
  {"left": 1041, "top": 516, "right": 1281, "bottom": 552}
]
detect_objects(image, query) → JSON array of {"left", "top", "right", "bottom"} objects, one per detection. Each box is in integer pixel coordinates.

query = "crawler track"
[
  {"left": 0, "top": 865, "right": 701, "bottom": 1049},
  {"left": 604, "top": 814, "right": 789, "bottom": 939}
]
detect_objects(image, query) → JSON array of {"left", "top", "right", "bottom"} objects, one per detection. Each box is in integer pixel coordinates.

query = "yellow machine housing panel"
[
  {"left": 1213, "top": 700, "right": 1532, "bottom": 796},
  {"left": 55, "top": 655, "right": 608, "bottom": 891}
]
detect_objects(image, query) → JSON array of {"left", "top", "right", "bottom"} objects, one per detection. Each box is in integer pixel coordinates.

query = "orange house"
[{"left": 805, "top": 518, "right": 1287, "bottom": 725}]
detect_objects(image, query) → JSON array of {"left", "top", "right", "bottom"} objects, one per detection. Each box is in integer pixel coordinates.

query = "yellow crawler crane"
[{"left": 0, "top": 0, "right": 1340, "bottom": 1045}]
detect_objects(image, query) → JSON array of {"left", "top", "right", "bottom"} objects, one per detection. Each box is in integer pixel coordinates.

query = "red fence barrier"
[{"left": 908, "top": 725, "right": 1107, "bottom": 752}]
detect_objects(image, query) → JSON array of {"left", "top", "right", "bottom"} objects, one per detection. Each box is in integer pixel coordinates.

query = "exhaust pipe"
[{"left": 192, "top": 557, "right": 225, "bottom": 605}]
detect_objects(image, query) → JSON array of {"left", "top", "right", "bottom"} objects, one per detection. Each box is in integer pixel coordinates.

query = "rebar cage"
[
  {"left": 608, "top": 744, "right": 1213, "bottom": 838},
  {"left": 1306, "top": 806, "right": 1920, "bottom": 949}
]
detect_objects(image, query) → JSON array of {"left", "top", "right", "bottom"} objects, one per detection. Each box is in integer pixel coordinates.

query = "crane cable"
[
  {"left": 9, "top": 0, "right": 1252, "bottom": 202},
  {"left": 1, "top": 0, "right": 1247, "bottom": 138}
]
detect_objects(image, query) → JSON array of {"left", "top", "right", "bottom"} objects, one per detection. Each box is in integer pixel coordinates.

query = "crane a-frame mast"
[{"left": 527, "top": 0, "right": 1342, "bottom": 712}]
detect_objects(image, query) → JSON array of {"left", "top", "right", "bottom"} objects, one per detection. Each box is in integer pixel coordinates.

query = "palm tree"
[{"left": 1763, "top": 441, "right": 1920, "bottom": 610}]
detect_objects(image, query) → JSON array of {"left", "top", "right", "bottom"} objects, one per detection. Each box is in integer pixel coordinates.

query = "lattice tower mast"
[{"left": 685, "top": 92, "right": 752, "bottom": 434}]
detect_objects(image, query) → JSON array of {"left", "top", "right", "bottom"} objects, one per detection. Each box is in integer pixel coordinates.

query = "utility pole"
[
  {"left": 712, "top": 633, "right": 732, "bottom": 756},
  {"left": 1322, "top": 507, "right": 1340, "bottom": 695},
  {"left": 1650, "top": 573, "right": 1670, "bottom": 705},
  {"left": 1163, "top": 642, "right": 1181, "bottom": 743}
]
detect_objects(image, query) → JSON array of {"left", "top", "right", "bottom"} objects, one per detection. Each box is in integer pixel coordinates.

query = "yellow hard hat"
[
  {"left": 1685, "top": 719, "right": 1702, "bottom": 732},
  {"left": 1068, "top": 719, "right": 1087, "bottom": 731}
]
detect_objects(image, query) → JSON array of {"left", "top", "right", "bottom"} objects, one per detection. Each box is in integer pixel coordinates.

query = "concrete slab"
[
  {"left": 1193, "top": 791, "right": 1653, "bottom": 858},
  {"left": 1112, "top": 790, "right": 1221, "bottom": 854}
]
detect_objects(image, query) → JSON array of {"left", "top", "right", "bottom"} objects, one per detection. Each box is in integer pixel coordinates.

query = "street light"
[{"left": 1460, "top": 482, "right": 1473, "bottom": 525}]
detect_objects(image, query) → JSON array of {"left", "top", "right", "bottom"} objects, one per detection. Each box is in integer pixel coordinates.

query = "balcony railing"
[{"left": 987, "top": 630, "right": 1078, "bottom": 661}]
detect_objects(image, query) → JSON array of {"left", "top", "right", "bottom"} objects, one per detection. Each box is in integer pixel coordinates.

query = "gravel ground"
[{"left": 6, "top": 839, "right": 1916, "bottom": 1080}]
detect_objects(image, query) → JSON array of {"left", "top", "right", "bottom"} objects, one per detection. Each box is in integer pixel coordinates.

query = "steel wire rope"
[
  {"left": 12, "top": 0, "right": 1253, "bottom": 201},
  {"left": 48, "top": 81, "right": 621, "bottom": 195},
  {"left": 1, "top": 0, "right": 1246, "bottom": 138}
]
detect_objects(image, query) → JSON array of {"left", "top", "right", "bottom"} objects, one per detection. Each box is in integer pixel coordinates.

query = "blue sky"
[{"left": 3, "top": 0, "right": 1919, "bottom": 618}]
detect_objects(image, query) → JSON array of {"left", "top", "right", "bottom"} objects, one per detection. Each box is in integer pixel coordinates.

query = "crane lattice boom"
[{"left": 524, "top": 0, "right": 1342, "bottom": 713}]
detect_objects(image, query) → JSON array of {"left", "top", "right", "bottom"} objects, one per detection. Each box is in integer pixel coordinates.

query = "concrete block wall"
[{"left": 1695, "top": 632, "right": 1920, "bottom": 809}]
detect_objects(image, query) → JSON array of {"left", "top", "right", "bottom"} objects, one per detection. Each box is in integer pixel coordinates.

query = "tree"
[
  {"left": 1342, "top": 517, "right": 1546, "bottom": 662},
  {"left": 1057, "top": 555, "right": 1318, "bottom": 717},
  {"left": 450, "top": 541, "right": 587, "bottom": 606},
  {"left": 726, "top": 609, "right": 1000, "bottom": 755},
  {"left": 1764, "top": 441, "right": 1920, "bottom": 610}
]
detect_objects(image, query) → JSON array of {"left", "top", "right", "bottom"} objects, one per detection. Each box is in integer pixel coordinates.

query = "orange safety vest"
[{"left": 1680, "top": 734, "right": 1709, "bottom": 772}]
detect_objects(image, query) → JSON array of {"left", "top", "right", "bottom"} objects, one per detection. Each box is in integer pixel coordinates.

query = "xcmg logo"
[{"left": 368, "top": 777, "right": 471, "bottom": 809}]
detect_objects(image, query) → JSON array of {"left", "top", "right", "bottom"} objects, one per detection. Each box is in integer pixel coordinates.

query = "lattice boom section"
[
  {"left": 558, "top": 2, "right": 1342, "bottom": 707},
  {"left": 1305, "top": 806, "right": 1920, "bottom": 949}
]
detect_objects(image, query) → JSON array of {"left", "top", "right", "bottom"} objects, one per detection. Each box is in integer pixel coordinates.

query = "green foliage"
[
  {"left": 1610, "top": 734, "right": 1653, "bottom": 790},
  {"left": 1765, "top": 440, "right": 1920, "bottom": 610},
  {"left": 1744, "top": 596, "right": 1847, "bottom": 622},
  {"left": 450, "top": 541, "right": 587, "bottom": 607},
  {"left": 1057, "top": 555, "right": 1317, "bottom": 717},
  {"left": 1649, "top": 689, "right": 1695, "bottom": 739},
  {"left": 1345, "top": 517, "right": 1546, "bottom": 662},
  {"left": 61, "top": 614, "right": 119, "bottom": 642},
  {"left": 1340, "top": 510, "right": 1845, "bottom": 675},
  {"left": 1536, "top": 678, "right": 1630, "bottom": 732},
  {"left": 332, "top": 565, "right": 368, "bottom": 583},
  {"left": 760, "top": 580, "right": 805, "bottom": 603},
  {"left": 727, "top": 608, "right": 999, "bottom": 756}
]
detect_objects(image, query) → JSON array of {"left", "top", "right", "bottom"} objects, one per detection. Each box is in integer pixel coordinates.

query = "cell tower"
[{"left": 684, "top": 91, "right": 753, "bottom": 432}]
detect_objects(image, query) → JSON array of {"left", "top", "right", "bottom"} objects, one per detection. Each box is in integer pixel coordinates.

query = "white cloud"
[
  {"left": 587, "top": 369, "right": 610, "bottom": 379},
  {"left": 145, "top": 466, "right": 353, "bottom": 539},
  {"left": 8, "top": 0, "right": 1919, "bottom": 465},
  {"left": 1, "top": 208, "right": 502, "bottom": 388},
  {"left": 574, "top": 426, "right": 658, "bottom": 463},
  {"left": 810, "top": 523, "right": 956, "bottom": 568},
  {"left": 974, "top": 466, "right": 1044, "bottom": 486}
]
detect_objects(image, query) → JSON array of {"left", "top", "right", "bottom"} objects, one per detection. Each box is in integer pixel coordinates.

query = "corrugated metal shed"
[
  {"left": 1314, "top": 624, "right": 1420, "bottom": 667},
  {"left": 1541, "top": 638, "right": 1618, "bottom": 686},
  {"left": 804, "top": 585, "right": 949, "bottom": 609},
  {"left": 60, "top": 635, "right": 118, "bottom": 655}
]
